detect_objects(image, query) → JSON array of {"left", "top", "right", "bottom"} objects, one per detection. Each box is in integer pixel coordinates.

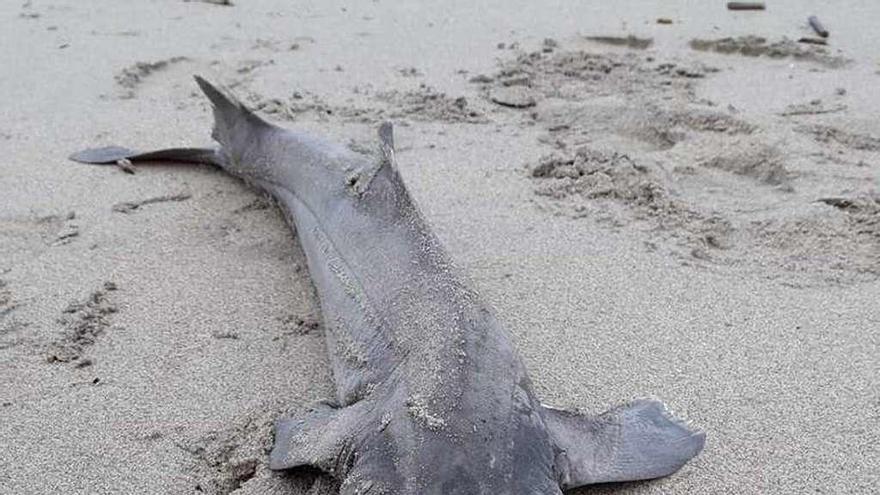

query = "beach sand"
[{"left": 1, "top": 1, "right": 878, "bottom": 493}]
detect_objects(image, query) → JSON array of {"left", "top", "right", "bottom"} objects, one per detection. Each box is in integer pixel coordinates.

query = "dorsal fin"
[
  {"left": 373, "top": 121, "right": 415, "bottom": 199},
  {"left": 346, "top": 122, "right": 400, "bottom": 196},
  {"left": 378, "top": 121, "right": 395, "bottom": 168}
]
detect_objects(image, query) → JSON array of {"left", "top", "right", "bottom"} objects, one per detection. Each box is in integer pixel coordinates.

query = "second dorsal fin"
[
  {"left": 378, "top": 121, "right": 395, "bottom": 167},
  {"left": 347, "top": 122, "right": 398, "bottom": 196}
]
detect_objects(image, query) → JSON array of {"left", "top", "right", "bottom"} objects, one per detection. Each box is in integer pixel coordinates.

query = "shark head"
[
  {"left": 334, "top": 390, "right": 566, "bottom": 495},
  {"left": 271, "top": 392, "right": 704, "bottom": 494}
]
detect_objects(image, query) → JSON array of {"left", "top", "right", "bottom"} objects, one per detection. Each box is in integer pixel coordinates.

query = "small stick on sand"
[
  {"left": 186, "top": 0, "right": 233, "bottom": 5},
  {"left": 112, "top": 193, "right": 191, "bottom": 213},
  {"left": 808, "top": 15, "right": 829, "bottom": 38},
  {"left": 798, "top": 37, "right": 828, "bottom": 46},
  {"left": 816, "top": 197, "right": 855, "bottom": 210},
  {"left": 779, "top": 103, "right": 845, "bottom": 116},
  {"left": 727, "top": 2, "right": 766, "bottom": 10}
]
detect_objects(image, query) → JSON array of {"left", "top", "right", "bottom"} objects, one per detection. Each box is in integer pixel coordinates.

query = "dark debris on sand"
[
  {"left": 115, "top": 57, "right": 190, "bottom": 98},
  {"left": 46, "top": 282, "right": 119, "bottom": 364},
  {"left": 689, "top": 36, "right": 849, "bottom": 67},
  {"left": 112, "top": 193, "right": 192, "bottom": 214}
]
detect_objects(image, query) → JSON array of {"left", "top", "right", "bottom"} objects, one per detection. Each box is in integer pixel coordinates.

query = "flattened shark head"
[
  {"left": 271, "top": 391, "right": 703, "bottom": 494},
  {"left": 330, "top": 393, "right": 566, "bottom": 495}
]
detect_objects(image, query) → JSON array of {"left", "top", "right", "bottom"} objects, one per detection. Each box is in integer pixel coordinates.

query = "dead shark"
[{"left": 70, "top": 77, "right": 705, "bottom": 494}]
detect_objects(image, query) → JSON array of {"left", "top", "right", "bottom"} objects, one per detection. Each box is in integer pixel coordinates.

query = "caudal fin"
[
  {"left": 68, "top": 77, "right": 263, "bottom": 168},
  {"left": 70, "top": 76, "right": 269, "bottom": 167},
  {"left": 193, "top": 75, "right": 269, "bottom": 152}
]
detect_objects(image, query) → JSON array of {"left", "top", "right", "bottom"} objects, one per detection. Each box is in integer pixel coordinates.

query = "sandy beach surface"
[{"left": 2, "top": 1, "right": 878, "bottom": 493}]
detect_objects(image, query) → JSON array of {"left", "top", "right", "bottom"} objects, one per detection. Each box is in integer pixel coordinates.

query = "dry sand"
[{"left": 1, "top": 1, "right": 879, "bottom": 493}]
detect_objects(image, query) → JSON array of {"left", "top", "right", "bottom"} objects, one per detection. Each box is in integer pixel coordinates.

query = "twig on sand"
[
  {"left": 112, "top": 193, "right": 192, "bottom": 213},
  {"left": 185, "top": 0, "right": 233, "bottom": 5},
  {"left": 816, "top": 197, "right": 855, "bottom": 210},
  {"left": 727, "top": 2, "right": 765, "bottom": 11},
  {"left": 584, "top": 35, "right": 653, "bottom": 49},
  {"left": 779, "top": 103, "right": 845, "bottom": 116},
  {"left": 798, "top": 37, "right": 827, "bottom": 46}
]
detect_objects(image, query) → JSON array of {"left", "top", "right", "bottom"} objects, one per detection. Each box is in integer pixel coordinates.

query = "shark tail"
[
  {"left": 68, "top": 76, "right": 269, "bottom": 169},
  {"left": 68, "top": 146, "right": 219, "bottom": 166},
  {"left": 193, "top": 75, "right": 270, "bottom": 158}
]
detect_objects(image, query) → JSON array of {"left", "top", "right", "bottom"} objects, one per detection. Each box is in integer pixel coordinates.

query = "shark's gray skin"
[{"left": 71, "top": 77, "right": 705, "bottom": 495}]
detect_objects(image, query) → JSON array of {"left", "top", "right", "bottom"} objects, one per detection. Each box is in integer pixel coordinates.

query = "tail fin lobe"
[
  {"left": 193, "top": 75, "right": 269, "bottom": 150},
  {"left": 68, "top": 146, "right": 219, "bottom": 166}
]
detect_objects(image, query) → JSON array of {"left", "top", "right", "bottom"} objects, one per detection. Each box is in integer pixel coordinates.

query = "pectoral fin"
[
  {"left": 269, "top": 400, "right": 371, "bottom": 475},
  {"left": 544, "top": 399, "right": 705, "bottom": 489}
]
